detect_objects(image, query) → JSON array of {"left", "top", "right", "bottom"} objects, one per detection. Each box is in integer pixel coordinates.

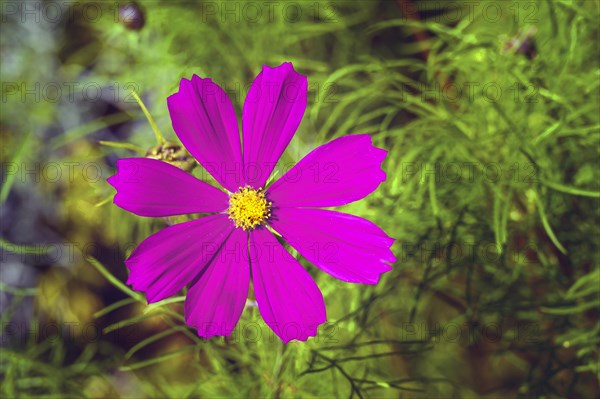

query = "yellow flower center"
[{"left": 227, "top": 186, "right": 271, "bottom": 230}]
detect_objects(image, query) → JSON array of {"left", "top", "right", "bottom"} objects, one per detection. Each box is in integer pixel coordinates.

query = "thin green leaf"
[
  {"left": 125, "top": 327, "right": 186, "bottom": 359},
  {"left": 0, "top": 238, "right": 53, "bottom": 255},
  {"left": 120, "top": 346, "right": 198, "bottom": 371},
  {"left": 99, "top": 140, "right": 146, "bottom": 155},
  {"left": 540, "top": 178, "right": 600, "bottom": 198},
  {"left": 0, "top": 130, "right": 32, "bottom": 204},
  {"left": 533, "top": 191, "right": 567, "bottom": 254},
  {"left": 131, "top": 90, "right": 166, "bottom": 145},
  {"left": 428, "top": 163, "right": 439, "bottom": 216},
  {"left": 85, "top": 255, "right": 143, "bottom": 301},
  {"left": 50, "top": 113, "right": 132, "bottom": 149},
  {"left": 94, "top": 297, "right": 137, "bottom": 319},
  {"left": 144, "top": 296, "right": 186, "bottom": 314}
]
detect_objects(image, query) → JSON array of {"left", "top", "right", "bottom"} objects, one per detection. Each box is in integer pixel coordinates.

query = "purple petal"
[
  {"left": 168, "top": 76, "right": 243, "bottom": 192},
  {"left": 266, "top": 134, "right": 387, "bottom": 207},
  {"left": 269, "top": 208, "right": 395, "bottom": 284},
  {"left": 250, "top": 227, "right": 326, "bottom": 343},
  {"left": 107, "top": 158, "right": 228, "bottom": 217},
  {"left": 242, "top": 62, "right": 307, "bottom": 188},
  {"left": 185, "top": 228, "right": 250, "bottom": 338},
  {"left": 126, "top": 214, "right": 233, "bottom": 303}
]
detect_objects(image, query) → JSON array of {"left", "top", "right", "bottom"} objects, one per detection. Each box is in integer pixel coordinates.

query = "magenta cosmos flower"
[{"left": 108, "top": 62, "right": 395, "bottom": 342}]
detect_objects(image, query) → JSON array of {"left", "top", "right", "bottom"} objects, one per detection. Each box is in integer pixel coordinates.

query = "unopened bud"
[
  {"left": 119, "top": 2, "right": 145, "bottom": 31},
  {"left": 146, "top": 142, "right": 197, "bottom": 172}
]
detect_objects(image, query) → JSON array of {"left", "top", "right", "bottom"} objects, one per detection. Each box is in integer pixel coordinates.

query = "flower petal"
[
  {"left": 269, "top": 208, "right": 395, "bottom": 284},
  {"left": 266, "top": 134, "right": 387, "bottom": 207},
  {"left": 126, "top": 214, "right": 233, "bottom": 303},
  {"left": 185, "top": 228, "right": 250, "bottom": 338},
  {"left": 242, "top": 62, "right": 307, "bottom": 188},
  {"left": 107, "top": 158, "right": 229, "bottom": 217},
  {"left": 167, "top": 76, "right": 243, "bottom": 192},
  {"left": 250, "top": 227, "right": 326, "bottom": 343}
]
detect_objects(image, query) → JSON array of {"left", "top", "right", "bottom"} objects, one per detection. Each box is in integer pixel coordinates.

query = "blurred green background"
[{"left": 1, "top": 0, "right": 599, "bottom": 398}]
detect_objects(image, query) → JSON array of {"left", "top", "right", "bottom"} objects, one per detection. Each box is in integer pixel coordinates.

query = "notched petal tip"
[
  {"left": 169, "top": 75, "right": 208, "bottom": 99},
  {"left": 262, "top": 308, "right": 327, "bottom": 343},
  {"left": 106, "top": 174, "right": 116, "bottom": 187},
  {"left": 259, "top": 62, "right": 308, "bottom": 95},
  {"left": 263, "top": 61, "right": 295, "bottom": 73},
  {"left": 279, "top": 318, "right": 327, "bottom": 344},
  {"left": 269, "top": 208, "right": 396, "bottom": 285},
  {"left": 166, "top": 91, "right": 178, "bottom": 107},
  {"left": 357, "top": 270, "right": 390, "bottom": 286},
  {"left": 178, "top": 75, "right": 194, "bottom": 88},
  {"left": 191, "top": 326, "right": 235, "bottom": 340},
  {"left": 250, "top": 228, "right": 327, "bottom": 343},
  {"left": 184, "top": 309, "right": 238, "bottom": 339},
  {"left": 361, "top": 134, "right": 389, "bottom": 162}
]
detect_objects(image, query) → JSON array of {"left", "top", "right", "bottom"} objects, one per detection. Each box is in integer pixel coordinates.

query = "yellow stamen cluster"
[{"left": 227, "top": 186, "right": 272, "bottom": 230}]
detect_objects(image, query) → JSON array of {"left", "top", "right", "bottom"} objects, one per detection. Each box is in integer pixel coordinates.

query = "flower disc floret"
[{"left": 228, "top": 186, "right": 271, "bottom": 230}]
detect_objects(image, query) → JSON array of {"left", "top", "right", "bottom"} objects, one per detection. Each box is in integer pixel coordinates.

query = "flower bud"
[
  {"left": 146, "top": 142, "right": 197, "bottom": 172},
  {"left": 119, "top": 2, "right": 145, "bottom": 31}
]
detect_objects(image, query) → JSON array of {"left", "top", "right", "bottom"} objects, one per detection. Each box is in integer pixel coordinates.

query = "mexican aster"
[{"left": 108, "top": 62, "right": 396, "bottom": 342}]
